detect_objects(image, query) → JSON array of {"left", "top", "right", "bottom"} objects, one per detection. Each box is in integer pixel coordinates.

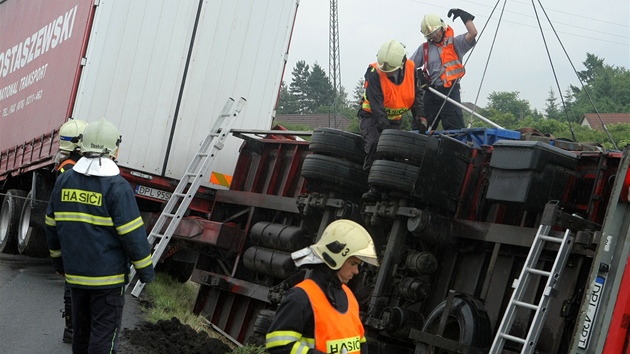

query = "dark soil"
[{"left": 118, "top": 317, "right": 233, "bottom": 354}]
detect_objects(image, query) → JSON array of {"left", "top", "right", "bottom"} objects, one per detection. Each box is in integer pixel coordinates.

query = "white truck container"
[{"left": 72, "top": 0, "right": 298, "bottom": 183}]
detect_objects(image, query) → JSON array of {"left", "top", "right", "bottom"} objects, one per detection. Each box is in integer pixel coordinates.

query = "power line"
[
  {"left": 409, "top": 0, "right": 629, "bottom": 29},
  {"left": 483, "top": 18, "right": 629, "bottom": 47},
  {"left": 407, "top": 0, "right": 629, "bottom": 45},
  {"left": 509, "top": 0, "right": 629, "bottom": 28}
]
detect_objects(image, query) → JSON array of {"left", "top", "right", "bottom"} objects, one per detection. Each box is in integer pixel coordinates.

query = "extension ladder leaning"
[
  {"left": 127, "top": 97, "right": 246, "bottom": 297},
  {"left": 490, "top": 223, "right": 574, "bottom": 354}
]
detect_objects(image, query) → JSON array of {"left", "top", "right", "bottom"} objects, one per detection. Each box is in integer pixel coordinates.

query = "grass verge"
[{"left": 143, "top": 272, "right": 268, "bottom": 354}]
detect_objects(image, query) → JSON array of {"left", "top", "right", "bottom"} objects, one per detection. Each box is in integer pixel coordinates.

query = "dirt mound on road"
[{"left": 119, "top": 317, "right": 232, "bottom": 354}]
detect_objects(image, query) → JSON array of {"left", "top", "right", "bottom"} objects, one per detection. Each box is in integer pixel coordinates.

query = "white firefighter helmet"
[
  {"left": 80, "top": 118, "right": 122, "bottom": 158},
  {"left": 310, "top": 219, "right": 380, "bottom": 270},
  {"left": 376, "top": 40, "right": 406, "bottom": 73},
  {"left": 59, "top": 119, "right": 88, "bottom": 152},
  {"left": 421, "top": 14, "right": 447, "bottom": 39}
]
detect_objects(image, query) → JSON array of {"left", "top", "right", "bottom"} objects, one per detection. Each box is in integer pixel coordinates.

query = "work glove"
[
  {"left": 376, "top": 116, "right": 390, "bottom": 133},
  {"left": 448, "top": 8, "right": 475, "bottom": 24},
  {"left": 418, "top": 71, "right": 429, "bottom": 90}
]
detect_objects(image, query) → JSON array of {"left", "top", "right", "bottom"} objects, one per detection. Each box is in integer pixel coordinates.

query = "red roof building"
[{"left": 580, "top": 113, "right": 630, "bottom": 129}]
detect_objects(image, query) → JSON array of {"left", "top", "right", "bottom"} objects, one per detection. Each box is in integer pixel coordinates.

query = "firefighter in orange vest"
[
  {"left": 53, "top": 119, "right": 88, "bottom": 343},
  {"left": 266, "top": 219, "right": 380, "bottom": 354},
  {"left": 410, "top": 9, "right": 477, "bottom": 131},
  {"left": 358, "top": 40, "right": 426, "bottom": 173}
]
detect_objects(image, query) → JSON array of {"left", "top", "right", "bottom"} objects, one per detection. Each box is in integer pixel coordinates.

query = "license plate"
[
  {"left": 577, "top": 275, "right": 605, "bottom": 349},
  {"left": 135, "top": 185, "right": 172, "bottom": 202}
]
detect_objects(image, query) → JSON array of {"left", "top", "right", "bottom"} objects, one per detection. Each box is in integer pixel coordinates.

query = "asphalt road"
[{"left": 0, "top": 253, "right": 144, "bottom": 354}]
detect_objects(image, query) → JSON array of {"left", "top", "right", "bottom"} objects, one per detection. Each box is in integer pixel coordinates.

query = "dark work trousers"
[
  {"left": 64, "top": 280, "right": 72, "bottom": 308},
  {"left": 71, "top": 286, "right": 125, "bottom": 354},
  {"left": 424, "top": 83, "right": 465, "bottom": 130},
  {"left": 359, "top": 114, "right": 402, "bottom": 171}
]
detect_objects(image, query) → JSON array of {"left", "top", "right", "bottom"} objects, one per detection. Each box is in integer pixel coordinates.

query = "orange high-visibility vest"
[
  {"left": 56, "top": 159, "right": 76, "bottom": 174},
  {"left": 361, "top": 60, "right": 416, "bottom": 121},
  {"left": 296, "top": 279, "right": 365, "bottom": 354},
  {"left": 432, "top": 25, "right": 466, "bottom": 88}
]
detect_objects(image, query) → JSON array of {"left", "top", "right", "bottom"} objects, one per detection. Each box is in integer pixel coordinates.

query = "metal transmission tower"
[{"left": 329, "top": 0, "right": 342, "bottom": 128}]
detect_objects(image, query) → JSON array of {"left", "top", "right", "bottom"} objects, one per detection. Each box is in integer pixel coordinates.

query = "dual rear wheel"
[{"left": 0, "top": 189, "right": 49, "bottom": 257}]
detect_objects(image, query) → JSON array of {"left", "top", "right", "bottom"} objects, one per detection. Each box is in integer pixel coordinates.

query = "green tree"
[
  {"left": 352, "top": 78, "right": 365, "bottom": 110},
  {"left": 486, "top": 91, "right": 532, "bottom": 121},
  {"left": 276, "top": 81, "right": 298, "bottom": 114},
  {"left": 306, "top": 63, "right": 334, "bottom": 113},
  {"left": 564, "top": 53, "right": 630, "bottom": 122},
  {"left": 576, "top": 53, "right": 605, "bottom": 85},
  {"left": 289, "top": 60, "right": 311, "bottom": 114},
  {"left": 544, "top": 88, "right": 561, "bottom": 120}
]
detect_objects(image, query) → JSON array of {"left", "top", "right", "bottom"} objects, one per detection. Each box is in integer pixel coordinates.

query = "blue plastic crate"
[{"left": 443, "top": 128, "right": 521, "bottom": 148}]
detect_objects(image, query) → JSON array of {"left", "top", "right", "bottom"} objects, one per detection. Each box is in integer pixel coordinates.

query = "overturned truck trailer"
[{"left": 190, "top": 127, "right": 630, "bottom": 354}]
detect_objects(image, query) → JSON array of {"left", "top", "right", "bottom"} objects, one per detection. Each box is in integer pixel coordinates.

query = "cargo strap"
[
  {"left": 127, "top": 97, "right": 246, "bottom": 297},
  {"left": 490, "top": 204, "right": 574, "bottom": 354}
]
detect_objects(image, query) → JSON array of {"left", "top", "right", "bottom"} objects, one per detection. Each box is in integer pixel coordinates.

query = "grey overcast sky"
[{"left": 284, "top": 0, "right": 630, "bottom": 112}]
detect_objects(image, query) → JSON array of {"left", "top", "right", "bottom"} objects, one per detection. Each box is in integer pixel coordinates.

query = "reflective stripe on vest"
[
  {"left": 296, "top": 279, "right": 364, "bottom": 354},
  {"left": 361, "top": 60, "right": 416, "bottom": 121}
]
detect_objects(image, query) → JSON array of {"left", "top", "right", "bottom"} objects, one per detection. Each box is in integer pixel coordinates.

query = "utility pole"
[{"left": 329, "top": 0, "right": 342, "bottom": 128}]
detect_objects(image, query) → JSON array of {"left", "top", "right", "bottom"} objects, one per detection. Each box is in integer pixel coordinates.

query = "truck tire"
[
  {"left": 301, "top": 154, "right": 368, "bottom": 194},
  {"left": 309, "top": 127, "right": 365, "bottom": 164},
  {"left": 368, "top": 160, "right": 419, "bottom": 193},
  {"left": 253, "top": 309, "right": 276, "bottom": 334},
  {"left": 157, "top": 257, "right": 196, "bottom": 283},
  {"left": 376, "top": 130, "right": 428, "bottom": 166},
  {"left": 416, "top": 293, "right": 492, "bottom": 354},
  {"left": 0, "top": 189, "right": 28, "bottom": 254},
  {"left": 245, "top": 309, "right": 275, "bottom": 346},
  {"left": 18, "top": 191, "right": 49, "bottom": 258}
]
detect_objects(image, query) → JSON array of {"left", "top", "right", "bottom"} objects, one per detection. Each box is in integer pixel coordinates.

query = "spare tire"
[
  {"left": 416, "top": 293, "right": 492, "bottom": 354},
  {"left": 368, "top": 160, "right": 419, "bottom": 193},
  {"left": 309, "top": 127, "right": 365, "bottom": 164},
  {"left": 376, "top": 130, "right": 428, "bottom": 166},
  {"left": 301, "top": 154, "right": 368, "bottom": 195}
]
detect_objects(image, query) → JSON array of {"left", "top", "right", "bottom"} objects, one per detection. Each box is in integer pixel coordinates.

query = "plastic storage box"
[{"left": 486, "top": 140, "right": 578, "bottom": 209}]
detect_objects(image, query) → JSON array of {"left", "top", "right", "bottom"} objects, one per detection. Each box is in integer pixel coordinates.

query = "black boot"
[{"left": 62, "top": 307, "right": 72, "bottom": 343}]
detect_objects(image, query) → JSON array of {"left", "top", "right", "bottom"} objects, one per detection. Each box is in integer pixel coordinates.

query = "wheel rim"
[
  {"left": 18, "top": 196, "right": 32, "bottom": 250},
  {"left": 0, "top": 199, "right": 9, "bottom": 246}
]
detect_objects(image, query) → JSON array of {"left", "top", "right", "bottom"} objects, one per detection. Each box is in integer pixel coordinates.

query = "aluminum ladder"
[
  {"left": 490, "top": 224, "right": 574, "bottom": 354},
  {"left": 128, "top": 97, "right": 246, "bottom": 297}
]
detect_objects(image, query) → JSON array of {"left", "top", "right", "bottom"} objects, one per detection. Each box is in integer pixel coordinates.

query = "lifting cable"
[
  {"left": 466, "top": 0, "right": 618, "bottom": 151},
  {"left": 467, "top": 0, "right": 507, "bottom": 128},
  {"left": 534, "top": 0, "right": 618, "bottom": 150},
  {"left": 430, "top": 0, "right": 504, "bottom": 132},
  {"left": 532, "top": 1, "right": 576, "bottom": 141}
]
